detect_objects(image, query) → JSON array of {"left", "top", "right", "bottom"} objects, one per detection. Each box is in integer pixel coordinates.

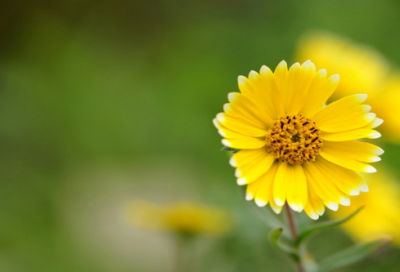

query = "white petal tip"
[
  {"left": 234, "top": 168, "right": 241, "bottom": 178},
  {"left": 227, "top": 92, "right": 238, "bottom": 102},
  {"left": 355, "top": 94, "right": 368, "bottom": 103},
  {"left": 365, "top": 166, "right": 377, "bottom": 173},
  {"left": 221, "top": 139, "right": 232, "bottom": 147},
  {"left": 238, "top": 76, "right": 247, "bottom": 85},
  {"left": 212, "top": 118, "right": 220, "bottom": 129},
  {"left": 373, "top": 148, "right": 384, "bottom": 156},
  {"left": 330, "top": 74, "right": 340, "bottom": 83},
  {"left": 327, "top": 202, "right": 339, "bottom": 211},
  {"left": 277, "top": 60, "right": 287, "bottom": 69},
  {"left": 248, "top": 70, "right": 258, "bottom": 79},
  {"left": 309, "top": 211, "right": 319, "bottom": 220},
  {"left": 255, "top": 199, "right": 267, "bottom": 207},
  {"left": 216, "top": 112, "right": 225, "bottom": 122},
  {"left": 229, "top": 157, "right": 237, "bottom": 167},
  {"left": 237, "top": 178, "right": 247, "bottom": 185},
  {"left": 370, "top": 156, "right": 381, "bottom": 162},
  {"left": 318, "top": 69, "right": 327, "bottom": 77},
  {"left": 221, "top": 139, "right": 231, "bottom": 147},
  {"left": 340, "top": 197, "right": 351, "bottom": 206},
  {"left": 271, "top": 206, "right": 282, "bottom": 214},
  {"left": 289, "top": 203, "right": 304, "bottom": 212},
  {"left": 218, "top": 129, "right": 226, "bottom": 137},
  {"left": 245, "top": 192, "right": 253, "bottom": 201},
  {"left": 359, "top": 183, "right": 369, "bottom": 192},
  {"left": 223, "top": 103, "right": 231, "bottom": 112},
  {"left": 371, "top": 118, "right": 384, "bottom": 128},
  {"left": 368, "top": 131, "right": 381, "bottom": 139},
  {"left": 260, "top": 65, "right": 271, "bottom": 75},
  {"left": 274, "top": 198, "right": 284, "bottom": 207},
  {"left": 349, "top": 189, "right": 360, "bottom": 196}
]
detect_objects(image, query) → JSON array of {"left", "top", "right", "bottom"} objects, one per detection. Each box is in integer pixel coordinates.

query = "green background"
[{"left": 0, "top": 0, "right": 399, "bottom": 271}]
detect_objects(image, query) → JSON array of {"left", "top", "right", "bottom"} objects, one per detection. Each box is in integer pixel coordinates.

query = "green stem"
[
  {"left": 175, "top": 234, "right": 192, "bottom": 272},
  {"left": 284, "top": 203, "right": 307, "bottom": 272}
]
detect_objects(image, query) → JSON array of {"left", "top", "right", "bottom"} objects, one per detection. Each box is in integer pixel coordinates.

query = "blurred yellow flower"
[
  {"left": 295, "top": 32, "right": 400, "bottom": 143},
  {"left": 329, "top": 168, "right": 400, "bottom": 246},
  {"left": 127, "top": 200, "right": 232, "bottom": 236},
  {"left": 213, "top": 60, "right": 383, "bottom": 220}
]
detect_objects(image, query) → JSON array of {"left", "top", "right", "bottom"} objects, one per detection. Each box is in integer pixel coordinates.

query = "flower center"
[{"left": 265, "top": 115, "right": 322, "bottom": 165}]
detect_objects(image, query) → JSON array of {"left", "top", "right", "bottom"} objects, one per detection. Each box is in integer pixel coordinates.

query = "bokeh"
[{"left": 1, "top": 0, "right": 400, "bottom": 271}]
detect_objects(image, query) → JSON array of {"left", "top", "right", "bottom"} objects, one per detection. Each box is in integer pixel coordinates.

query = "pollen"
[{"left": 265, "top": 115, "right": 322, "bottom": 165}]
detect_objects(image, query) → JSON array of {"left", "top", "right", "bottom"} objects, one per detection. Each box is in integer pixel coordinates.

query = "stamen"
[{"left": 265, "top": 115, "right": 323, "bottom": 165}]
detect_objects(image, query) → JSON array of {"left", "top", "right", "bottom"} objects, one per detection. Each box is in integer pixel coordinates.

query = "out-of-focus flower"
[
  {"left": 213, "top": 60, "right": 383, "bottom": 220},
  {"left": 126, "top": 200, "right": 232, "bottom": 236},
  {"left": 295, "top": 32, "right": 400, "bottom": 143},
  {"left": 329, "top": 168, "right": 400, "bottom": 246}
]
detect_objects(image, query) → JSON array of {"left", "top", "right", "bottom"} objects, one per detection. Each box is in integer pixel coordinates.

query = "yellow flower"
[
  {"left": 126, "top": 200, "right": 232, "bottom": 235},
  {"left": 213, "top": 60, "right": 383, "bottom": 220},
  {"left": 295, "top": 32, "right": 400, "bottom": 143},
  {"left": 328, "top": 168, "right": 400, "bottom": 246}
]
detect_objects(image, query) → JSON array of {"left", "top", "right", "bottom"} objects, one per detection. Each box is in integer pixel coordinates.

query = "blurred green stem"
[
  {"left": 175, "top": 234, "right": 192, "bottom": 272},
  {"left": 284, "top": 204, "right": 307, "bottom": 272}
]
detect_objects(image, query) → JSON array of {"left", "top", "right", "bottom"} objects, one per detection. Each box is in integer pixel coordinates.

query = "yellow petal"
[
  {"left": 259, "top": 65, "right": 285, "bottom": 118},
  {"left": 231, "top": 148, "right": 269, "bottom": 168},
  {"left": 315, "top": 157, "right": 365, "bottom": 196},
  {"left": 304, "top": 181, "right": 325, "bottom": 220},
  {"left": 273, "top": 162, "right": 308, "bottom": 212},
  {"left": 236, "top": 152, "right": 275, "bottom": 185},
  {"left": 222, "top": 137, "right": 265, "bottom": 149},
  {"left": 237, "top": 71, "right": 278, "bottom": 121},
  {"left": 252, "top": 162, "right": 280, "bottom": 207},
  {"left": 320, "top": 147, "right": 376, "bottom": 173},
  {"left": 300, "top": 70, "right": 339, "bottom": 118},
  {"left": 286, "top": 60, "right": 317, "bottom": 115},
  {"left": 274, "top": 61, "right": 290, "bottom": 114},
  {"left": 322, "top": 141, "right": 383, "bottom": 163},
  {"left": 313, "top": 95, "right": 377, "bottom": 133},
  {"left": 313, "top": 94, "right": 368, "bottom": 123},
  {"left": 303, "top": 162, "right": 345, "bottom": 211},
  {"left": 286, "top": 164, "right": 308, "bottom": 212},
  {"left": 321, "top": 128, "right": 381, "bottom": 141},
  {"left": 227, "top": 92, "right": 273, "bottom": 127},
  {"left": 216, "top": 113, "right": 267, "bottom": 137}
]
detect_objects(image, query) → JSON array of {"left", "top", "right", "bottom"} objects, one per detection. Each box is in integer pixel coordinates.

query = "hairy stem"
[{"left": 284, "top": 203, "right": 307, "bottom": 272}]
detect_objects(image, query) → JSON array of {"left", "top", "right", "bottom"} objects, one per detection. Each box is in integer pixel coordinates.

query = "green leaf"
[
  {"left": 221, "top": 146, "right": 240, "bottom": 153},
  {"left": 296, "top": 207, "right": 363, "bottom": 246},
  {"left": 318, "top": 238, "right": 391, "bottom": 272},
  {"left": 270, "top": 228, "right": 301, "bottom": 262}
]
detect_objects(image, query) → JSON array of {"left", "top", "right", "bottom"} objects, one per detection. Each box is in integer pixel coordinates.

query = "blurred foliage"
[{"left": 0, "top": 0, "right": 400, "bottom": 271}]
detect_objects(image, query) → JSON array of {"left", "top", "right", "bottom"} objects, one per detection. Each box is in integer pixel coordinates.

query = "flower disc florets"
[{"left": 265, "top": 115, "right": 322, "bottom": 165}]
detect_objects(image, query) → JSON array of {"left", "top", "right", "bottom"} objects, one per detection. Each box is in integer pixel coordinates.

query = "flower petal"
[
  {"left": 226, "top": 92, "right": 273, "bottom": 127},
  {"left": 231, "top": 148, "right": 268, "bottom": 168},
  {"left": 313, "top": 94, "right": 373, "bottom": 133},
  {"left": 286, "top": 60, "right": 317, "bottom": 115},
  {"left": 300, "top": 71, "right": 339, "bottom": 118},
  {"left": 314, "top": 157, "right": 365, "bottom": 196},
  {"left": 322, "top": 141, "right": 383, "bottom": 163},
  {"left": 235, "top": 151, "right": 275, "bottom": 185},
  {"left": 246, "top": 161, "right": 279, "bottom": 207},
  {"left": 273, "top": 162, "right": 308, "bottom": 212},
  {"left": 303, "top": 161, "right": 345, "bottom": 211},
  {"left": 237, "top": 70, "right": 280, "bottom": 120},
  {"left": 304, "top": 181, "right": 325, "bottom": 220},
  {"left": 320, "top": 145, "right": 377, "bottom": 173},
  {"left": 216, "top": 113, "right": 267, "bottom": 137}
]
